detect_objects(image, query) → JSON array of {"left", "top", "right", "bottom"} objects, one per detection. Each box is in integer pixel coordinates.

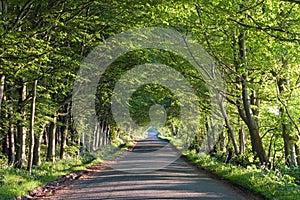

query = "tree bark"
[
  {"left": 60, "top": 125, "right": 67, "bottom": 159},
  {"left": 47, "top": 116, "right": 56, "bottom": 162},
  {"left": 295, "top": 143, "right": 300, "bottom": 166},
  {"left": 59, "top": 108, "right": 68, "bottom": 159},
  {"left": 217, "top": 93, "right": 239, "bottom": 155},
  {"left": 276, "top": 66, "right": 296, "bottom": 166},
  {"left": 282, "top": 122, "right": 293, "bottom": 166},
  {"left": 0, "top": 0, "right": 8, "bottom": 20},
  {"left": 8, "top": 120, "right": 15, "bottom": 165},
  {"left": 14, "top": 82, "right": 27, "bottom": 168},
  {"left": 239, "top": 126, "right": 246, "bottom": 154},
  {"left": 240, "top": 79, "right": 268, "bottom": 164},
  {"left": 93, "top": 122, "right": 99, "bottom": 150},
  {"left": 33, "top": 130, "right": 43, "bottom": 166},
  {"left": 0, "top": 75, "right": 5, "bottom": 108},
  {"left": 237, "top": 32, "right": 268, "bottom": 165},
  {"left": 99, "top": 121, "right": 105, "bottom": 147},
  {"left": 1, "top": 134, "right": 8, "bottom": 157},
  {"left": 27, "top": 80, "right": 37, "bottom": 173}
]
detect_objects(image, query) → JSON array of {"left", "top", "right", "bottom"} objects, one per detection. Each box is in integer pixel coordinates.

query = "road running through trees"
[{"left": 44, "top": 137, "right": 259, "bottom": 200}]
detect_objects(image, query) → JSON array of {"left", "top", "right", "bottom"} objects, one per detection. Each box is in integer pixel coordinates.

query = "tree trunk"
[
  {"left": 217, "top": 94, "right": 239, "bottom": 155},
  {"left": 8, "top": 120, "right": 15, "bottom": 165},
  {"left": 105, "top": 125, "right": 110, "bottom": 145},
  {"left": 1, "top": 134, "right": 8, "bottom": 157},
  {"left": 47, "top": 116, "right": 56, "bottom": 162},
  {"left": 240, "top": 80, "right": 268, "bottom": 164},
  {"left": 43, "top": 127, "right": 48, "bottom": 146},
  {"left": 295, "top": 143, "right": 300, "bottom": 166},
  {"left": 282, "top": 122, "right": 293, "bottom": 166},
  {"left": 59, "top": 110, "right": 68, "bottom": 159},
  {"left": 290, "top": 144, "right": 297, "bottom": 166},
  {"left": 27, "top": 80, "right": 37, "bottom": 173},
  {"left": 237, "top": 32, "right": 268, "bottom": 165},
  {"left": 99, "top": 121, "right": 105, "bottom": 147},
  {"left": 0, "top": 75, "right": 5, "bottom": 108},
  {"left": 205, "top": 118, "right": 211, "bottom": 152},
  {"left": 33, "top": 130, "right": 43, "bottom": 166},
  {"left": 0, "top": 0, "right": 8, "bottom": 21},
  {"left": 277, "top": 70, "right": 296, "bottom": 166},
  {"left": 80, "top": 131, "right": 84, "bottom": 156},
  {"left": 60, "top": 125, "right": 67, "bottom": 159},
  {"left": 14, "top": 82, "right": 27, "bottom": 168},
  {"left": 239, "top": 126, "right": 246, "bottom": 154},
  {"left": 93, "top": 122, "right": 99, "bottom": 150}
]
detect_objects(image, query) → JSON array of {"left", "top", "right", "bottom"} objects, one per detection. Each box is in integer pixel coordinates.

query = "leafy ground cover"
[{"left": 184, "top": 150, "right": 300, "bottom": 200}]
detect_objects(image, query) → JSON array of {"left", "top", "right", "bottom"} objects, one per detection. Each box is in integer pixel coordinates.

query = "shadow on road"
[{"left": 51, "top": 137, "right": 247, "bottom": 200}]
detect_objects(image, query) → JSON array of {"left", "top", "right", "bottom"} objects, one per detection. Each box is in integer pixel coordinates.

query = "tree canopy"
[{"left": 0, "top": 0, "right": 300, "bottom": 198}]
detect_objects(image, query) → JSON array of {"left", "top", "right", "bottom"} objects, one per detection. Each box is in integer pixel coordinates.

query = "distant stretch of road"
[{"left": 46, "top": 137, "right": 251, "bottom": 200}]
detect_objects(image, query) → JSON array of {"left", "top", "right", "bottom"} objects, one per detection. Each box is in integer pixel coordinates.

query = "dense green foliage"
[{"left": 0, "top": 0, "right": 299, "bottom": 199}]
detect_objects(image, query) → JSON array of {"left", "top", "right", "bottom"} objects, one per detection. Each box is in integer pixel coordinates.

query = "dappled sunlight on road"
[{"left": 47, "top": 138, "right": 247, "bottom": 200}]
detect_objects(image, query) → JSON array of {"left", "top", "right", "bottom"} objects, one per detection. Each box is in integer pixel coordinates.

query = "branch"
[
  {"left": 10, "top": 0, "right": 35, "bottom": 32},
  {"left": 236, "top": 0, "right": 265, "bottom": 14},
  {"left": 280, "top": 0, "right": 300, "bottom": 4},
  {"left": 275, "top": 77, "right": 300, "bottom": 137},
  {"left": 277, "top": 96, "right": 300, "bottom": 136},
  {"left": 229, "top": 17, "right": 300, "bottom": 42}
]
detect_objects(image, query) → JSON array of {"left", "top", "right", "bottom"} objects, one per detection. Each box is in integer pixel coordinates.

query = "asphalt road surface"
[{"left": 47, "top": 138, "right": 254, "bottom": 200}]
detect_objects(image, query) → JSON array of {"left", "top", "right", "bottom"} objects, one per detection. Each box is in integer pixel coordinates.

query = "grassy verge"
[
  {"left": 184, "top": 150, "right": 300, "bottom": 200},
  {"left": 0, "top": 156, "right": 98, "bottom": 200},
  {"left": 0, "top": 142, "right": 135, "bottom": 200}
]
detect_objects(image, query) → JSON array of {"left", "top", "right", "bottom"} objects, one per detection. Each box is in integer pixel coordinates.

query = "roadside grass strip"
[{"left": 184, "top": 150, "right": 300, "bottom": 200}]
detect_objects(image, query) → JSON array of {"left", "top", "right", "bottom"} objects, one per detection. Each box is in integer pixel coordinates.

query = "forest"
[{"left": 0, "top": 0, "right": 300, "bottom": 199}]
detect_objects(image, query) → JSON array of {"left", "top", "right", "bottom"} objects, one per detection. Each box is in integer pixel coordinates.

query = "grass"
[
  {"left": 184, "top": 150, "right": 300, "bottom": 200},
  {"left": 0, "top": 142, "right": 135, "bottom": 200},
  {"left": 0, "top": 156, "right": 98, "bottom": 200}
]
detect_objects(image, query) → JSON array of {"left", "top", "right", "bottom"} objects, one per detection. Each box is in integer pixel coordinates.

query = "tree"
[{"left": 27, "top": 79, "right": 37, "bottom": 173}]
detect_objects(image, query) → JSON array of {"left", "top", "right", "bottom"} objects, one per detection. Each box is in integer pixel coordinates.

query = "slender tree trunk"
[
  {"left": 8, "top": 120, "right": 15, "bottom": 165},
  {"left": 27, "top": 80, "right": 37, "bottom": 173},
  {"left": 15, "top": 82, "right": 27, "bottom": 168},
  {"left": 0, "top": 75, "right": 5, "bottom": 108},
  {"left": 59, "top": 108, "right": 68, "bottom": 159},
  {"left": 43, "top": 127, "right": 48, "bottom": 146},
  {"left": 80, "top": 132, "right": 84, "bottom": 155},
  {"left": 33, "top": 129, "right": 43, "bottom": 166},
  {"left": 69, "top": 118, "right": 76, "bottom": 143},
  {"left": 282, "top": 122, "right": 292, "bottom": 166},
  {"left": 1, "top": 134, "right": 8, "bottom": 157},
  {"left": 0, "top": 0, "right": 8, "bottom": 21},
  {"left": 218, "top": 94, "right": 239, "bottom": 155},
  {"left": 100, "top": 121, "right": 105, "bottom": 146},
  {"left": 95, "top": 122, "right": 100, "bottom": 149},
  {"left": 60, "top": 125, "right": 67, "bottom": 159},
  {"left": 205, "top": 118, "right": 211, "bottom": 152},
  {"left": 277, "top": 69, "right": 296, "bottom": 166},
  {"left": 105, "top": 125, "right": 110, "bottom": 145},
  {"left": 219, "top": 130, "right": 226, "bottom": 152},
  {"left": 295, "top": 143, "right": 300, "bottom": 166},
  {"left": 47, "top": 116, "right": 56, "bottom": 162},
  {"left": 88, "top": 130, "right": 92, "bottom": 152},
  {"left": 239, "top": 126, "right": 246, "bottom": 154},
  {"left": 290, "top": 145, "right": 297, "bottom": 166}
]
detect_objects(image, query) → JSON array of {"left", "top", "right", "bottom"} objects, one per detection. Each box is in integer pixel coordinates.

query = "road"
[{"left": 46, "top": 137, "right": 255, "bottom": 200}]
